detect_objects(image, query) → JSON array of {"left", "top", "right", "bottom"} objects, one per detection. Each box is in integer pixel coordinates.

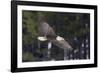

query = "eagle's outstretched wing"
[
  {"left": 51, "top": 39, "right": 73, "bottom": 50},
  {"left": 38, "top": 22, "right": 56, "bottom": 37}
]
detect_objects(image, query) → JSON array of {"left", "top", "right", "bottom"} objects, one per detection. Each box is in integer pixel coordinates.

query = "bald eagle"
[{"left": 37, "top": 12, "right": 73, "bottom": 50}]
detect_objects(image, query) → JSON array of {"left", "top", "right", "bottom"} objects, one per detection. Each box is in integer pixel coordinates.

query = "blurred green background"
[{"left": 22, "top": 10, "right": 90, "bottom": 62}]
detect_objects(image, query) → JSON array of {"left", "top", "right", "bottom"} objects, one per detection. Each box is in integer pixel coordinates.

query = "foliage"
[{"left": 22, "top": 10, "right": 90, "bottom": 62}]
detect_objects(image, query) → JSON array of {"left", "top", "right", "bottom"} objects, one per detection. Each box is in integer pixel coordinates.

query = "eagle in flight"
[{"left": 37, "top": 12, "right": 73, "bottom": 50}]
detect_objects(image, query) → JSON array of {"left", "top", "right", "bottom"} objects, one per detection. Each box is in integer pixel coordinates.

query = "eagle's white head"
[{"left": 37, "top": 36, "right": 47, "bottom": 41}]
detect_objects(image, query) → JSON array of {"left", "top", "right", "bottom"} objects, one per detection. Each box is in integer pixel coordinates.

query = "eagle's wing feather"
[
  {"left": 38, "top": 22, "right": 56, "bottom": 36},
  {"left": 51, "top": 39, "right": 73, "bottom": 50}
]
